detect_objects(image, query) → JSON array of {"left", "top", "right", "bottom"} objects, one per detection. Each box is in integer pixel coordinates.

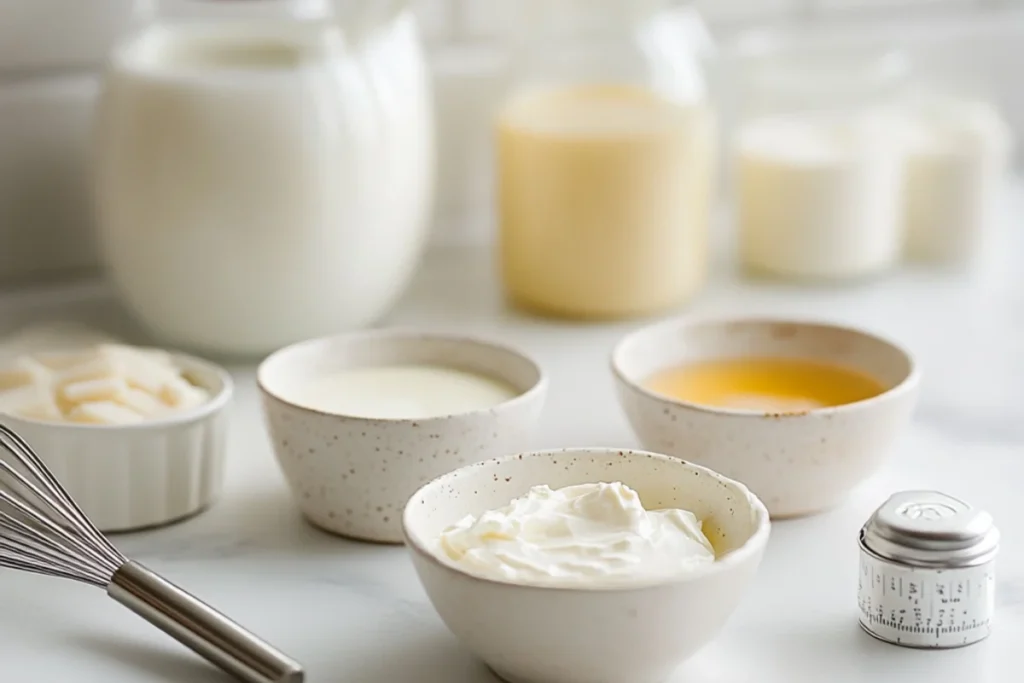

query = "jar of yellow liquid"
[{"left": 497, "top": 1, "right": 716, "bottom": 320}]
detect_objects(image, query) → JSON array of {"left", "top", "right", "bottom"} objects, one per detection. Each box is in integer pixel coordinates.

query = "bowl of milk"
[{"left": 257, "top": 329, "right": 547, "bottom": 543}]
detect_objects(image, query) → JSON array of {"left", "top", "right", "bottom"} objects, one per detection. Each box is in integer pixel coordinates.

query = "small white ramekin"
[{"left": 0, "top": 353, "right": 233, "bottom": 533}]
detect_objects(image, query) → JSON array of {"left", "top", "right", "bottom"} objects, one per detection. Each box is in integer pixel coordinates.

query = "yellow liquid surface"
[
  {"left": 644, "top": 357, "right": 887, "bottom": 412},
  {"left": 498, "top": 84, "right": 715, "bottom": 319}
]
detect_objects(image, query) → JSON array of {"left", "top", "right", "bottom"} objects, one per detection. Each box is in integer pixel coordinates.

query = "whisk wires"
[{"left": 0, "top": 424, "right": 126, "bottom": 587}]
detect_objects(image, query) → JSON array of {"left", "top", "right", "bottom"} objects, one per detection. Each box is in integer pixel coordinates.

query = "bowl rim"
[
  {"left": 0, "top": 351, "right": 233, "bottom": 432},
  {"left": 402, "top": 447, "right": 772, "bottom": 592},
  {"left": 256, "top": 328, "right": 548, "bottom": 424},
  {"left": 610, "top": 315, "right": 920, "bottom": 418}
]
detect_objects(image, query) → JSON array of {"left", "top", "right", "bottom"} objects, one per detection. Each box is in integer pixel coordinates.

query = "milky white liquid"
[
  {"left": 893, "top": 99, "right": 1012, "bottom": 265},
  {"left": 291, "top": 365, "right": 519, "bottom": 419},
  {"left": 438, "top": 482, "right": 715, "bottom": 587},
  {"left": 736, "top": 114, "right": 903, "bottom": 280},
  {"left": 95, "top": 19, "right": 434, "bottom": 355}
]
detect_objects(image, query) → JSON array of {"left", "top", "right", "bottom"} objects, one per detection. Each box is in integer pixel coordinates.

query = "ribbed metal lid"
[{"left": 859, "top": 490, "right": 999, "bottom": 568}]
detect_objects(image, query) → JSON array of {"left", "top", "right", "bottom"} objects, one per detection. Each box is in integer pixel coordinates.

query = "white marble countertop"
[{"left": 1, "top": 195, "right": 1022, "bottom": 682}]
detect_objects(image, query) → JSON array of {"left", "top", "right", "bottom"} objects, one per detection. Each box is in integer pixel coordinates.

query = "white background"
[{"left": 0, "top": 0, "right": 1021, "bottom": 278}]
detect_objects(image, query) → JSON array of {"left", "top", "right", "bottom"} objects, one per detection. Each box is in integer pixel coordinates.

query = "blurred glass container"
[
  {"left": 94, "top": 0, "right": 434, "bottom": 357},
  {"left": 429, "top": 43, "right": 510, "bottom": 247},
  {"left": 496, "top": 0, "right": 717, "bottom": 320},
  {"left": 733, "top": 49, "right": 910, "bottom": 282},
  {"left": 739, "top": 48, "right": 911, "bottom": 119},
  {"left": 890, "top": 87, "right": 1014, "bottom": 268}
]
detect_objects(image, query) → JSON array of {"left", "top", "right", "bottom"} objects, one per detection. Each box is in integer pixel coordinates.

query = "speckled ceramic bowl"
[
  {"left": 404, "top": 448, "right": 770, "bottom": 683},
  {"left": 612, "top": 318, "right": 919, "bottom": 518},
  {"left": 258, "top": 330, "right": 547, "bottom": 543}
]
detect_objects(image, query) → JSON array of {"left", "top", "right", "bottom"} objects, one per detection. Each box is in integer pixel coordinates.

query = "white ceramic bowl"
[
  {"left": 0, "top": 353, "right": 232, "bottom": 533},
  {"left": 612, "top": 317, "right": 919, "bottom": 518},
  {"left": 258, "top": 330, "right": 547, "bottom": 544},
  {"left": 404, "top": 448, "right": 770, "bottom": 683}
]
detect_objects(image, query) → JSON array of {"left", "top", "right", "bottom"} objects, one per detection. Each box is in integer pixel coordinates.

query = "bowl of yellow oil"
[{"left": 611, "top": 318, "right": 919, "bottom": 518}]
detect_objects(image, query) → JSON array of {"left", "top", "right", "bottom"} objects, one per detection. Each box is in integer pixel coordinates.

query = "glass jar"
[
  {"left": 496, "top": 1, "right": 716, "bottom": 320},
  {"left": 887, "top": 75, "right": 1014, "bottom": 268},
  {"left": 732, "top": 47, "right": 911, "bottom": 282},
  {"left": 94, "top": 0, "right": 434, "bottom": 356}
]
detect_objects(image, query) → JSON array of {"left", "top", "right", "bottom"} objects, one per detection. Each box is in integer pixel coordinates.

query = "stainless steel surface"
[
  {"left": 0, "top": 423, "right": 305, "bottom": 682},
  {"left": 860, "top": 490, "right": 999, "bottom": 568},
  {"left": 0, "top": 423, "right": 125, "bottom": 586},
  {"left": 109, "top": 562, "right": 304, "bottom": 683},
  {"left": 857, "top": 490, "right": 998, "bottom": 649}
]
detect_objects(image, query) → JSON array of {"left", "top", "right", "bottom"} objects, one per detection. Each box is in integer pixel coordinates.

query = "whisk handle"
[{"left": 108, "top": 561, "right": 304, "bottom": 683}]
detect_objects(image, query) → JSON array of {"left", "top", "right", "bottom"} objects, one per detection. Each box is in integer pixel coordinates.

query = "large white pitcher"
[{"left": 94, "top": 0, "right": 434, "bottom": 356}]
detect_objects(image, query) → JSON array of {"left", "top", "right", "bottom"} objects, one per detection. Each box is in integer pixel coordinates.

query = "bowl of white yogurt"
[
  {"left": 403, "top": 448, "right": 771, "bottom": 683},
  {"left": 258, "top": 329, "right": 547, "bottom": 543}
]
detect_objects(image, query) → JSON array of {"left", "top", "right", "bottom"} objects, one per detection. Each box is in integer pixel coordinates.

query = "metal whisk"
[{"left": 0, "top": 423, "right": 304, "bottom": 683}]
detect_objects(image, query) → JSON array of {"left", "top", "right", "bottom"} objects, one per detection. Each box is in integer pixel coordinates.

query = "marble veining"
[{"left": 0, "top": 186, "right": 1021, "bottom": 682}]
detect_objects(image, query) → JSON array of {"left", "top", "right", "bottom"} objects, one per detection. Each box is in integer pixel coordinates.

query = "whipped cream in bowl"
[
  {"left": 403, "top": 448, "right": 770, "bottom": 683},
  {"left": 437, "top": 481, "right": 716, "bottom": 587}
]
